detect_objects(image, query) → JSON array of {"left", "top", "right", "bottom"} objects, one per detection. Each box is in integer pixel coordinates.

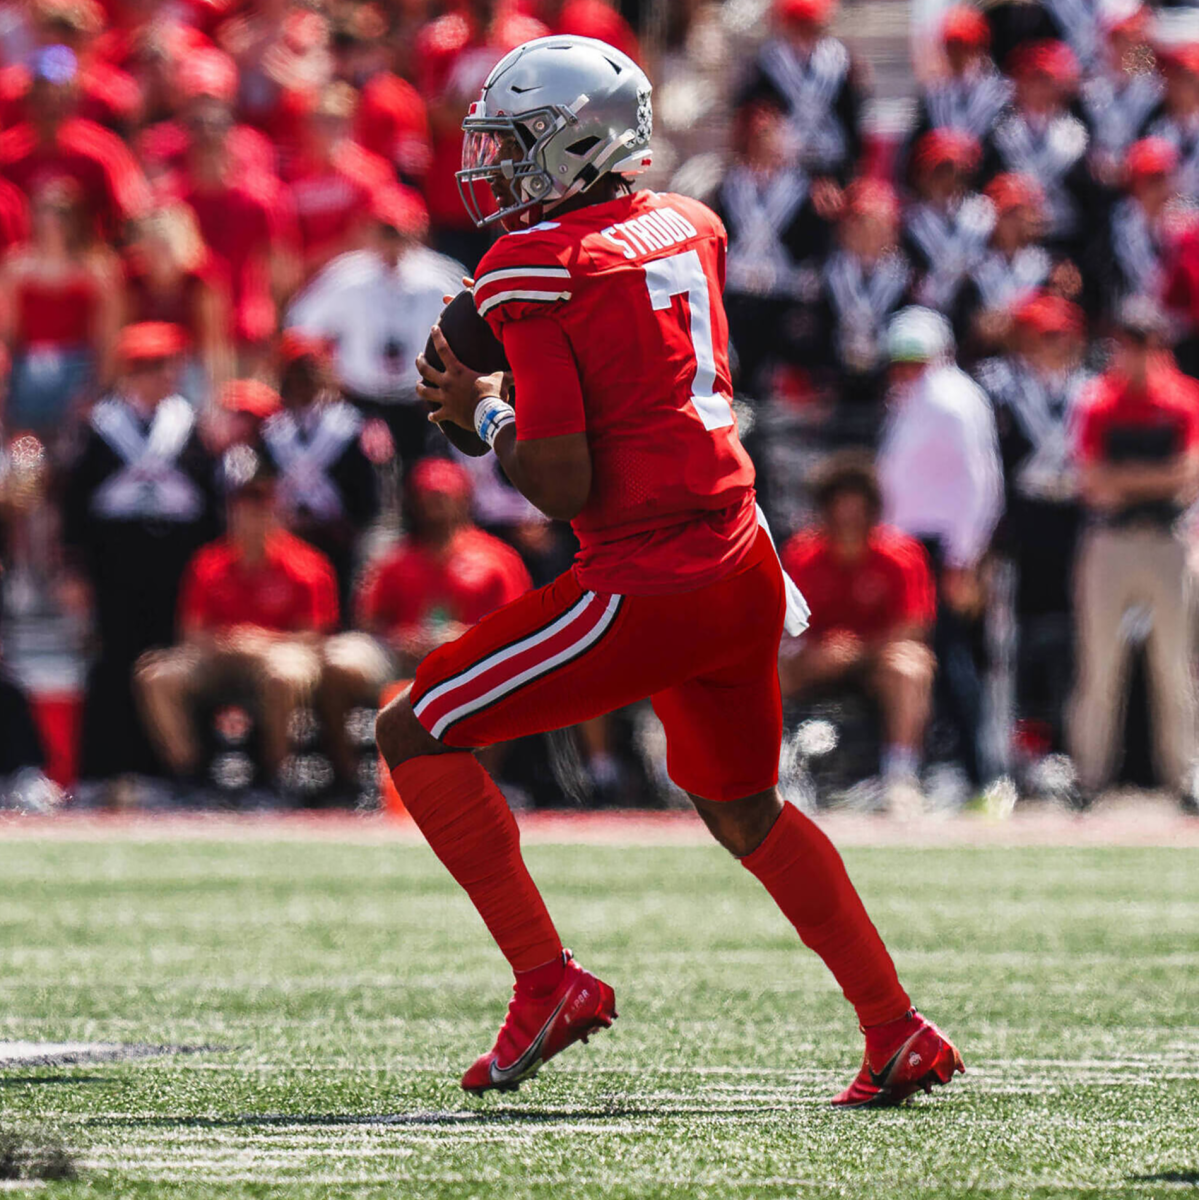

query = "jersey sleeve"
[
  {"left": 503, "top": 316, "right": 588, "bottom": 440},
  {"left": 472, "top": 230, "right": 573, "bottom": 336}
]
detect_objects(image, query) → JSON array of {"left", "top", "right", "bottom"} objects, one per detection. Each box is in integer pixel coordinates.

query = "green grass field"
[{"left": 1, "top": 828, "right": 1197, "bottom": 1198}]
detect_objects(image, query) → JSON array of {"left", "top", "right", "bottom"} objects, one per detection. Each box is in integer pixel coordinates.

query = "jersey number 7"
[{"left": 644, "top": 249, "right": 736, "bottom": 432}]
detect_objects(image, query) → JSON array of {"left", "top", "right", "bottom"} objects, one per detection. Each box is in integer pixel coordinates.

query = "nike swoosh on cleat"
[
  {"left": 866, "top": 1030, "right": 922, "bottom": 1090},
  {"left": 489, "top": 995, "right": 569, "bottom": 1087}
]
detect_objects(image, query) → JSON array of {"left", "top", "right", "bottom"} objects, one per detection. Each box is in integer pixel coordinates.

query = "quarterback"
[{"left": 376, "top": 34, "right": 964, "bottom": 1106}]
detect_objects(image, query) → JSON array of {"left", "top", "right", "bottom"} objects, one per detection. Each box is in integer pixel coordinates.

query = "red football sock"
[
  {"left": 393, "top": 753, "right": 562, "bottom": 973},
  {"left": 740, "top": 802, "right": 910, "bottom": 1028}
]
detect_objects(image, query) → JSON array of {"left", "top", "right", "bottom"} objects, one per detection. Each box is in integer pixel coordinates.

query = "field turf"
[{"left": 0, "top": 825, "right": 1197, "bottom": 1198}]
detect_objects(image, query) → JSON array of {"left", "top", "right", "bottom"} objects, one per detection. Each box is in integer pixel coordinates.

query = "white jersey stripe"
[
  {"left": 413, "top": 592, "right": 598, "bottom": 719},
  {"left": 424, "top": 593, "right": 622, "bottom": 739},
  {"left": 477, "top": 288, "right": 573, "bottom": 317},
  {"left": 474, "top": 266, "right": 571, "bottom": 292}
]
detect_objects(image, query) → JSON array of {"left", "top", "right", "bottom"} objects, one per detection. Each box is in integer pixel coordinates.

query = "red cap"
[
  {"left": 117, "top": 322, "right": 188, "bottom": 364},
  {"left": 842, "top": 178, "right": 900, "bottom": 223},
  {"left": 912, "top": 129, "right": 981, "bottom": 175},
  {"left": 1014, "top": 291, "right": 1084, "bottom": 337},
  {"left": 178, "top": 46, "right": 238, "bottom": 103},
  {"left": 371, "top": 185, "right": 429, "bottom": 237},
  {"left": 219, "top": 379, "right": 282, "bottom": 419},
  {"left": 941, "top": 5, "right": 990, "bottom": 50},
  {"left": 406, "top": 456, "right": 472, "bottom": 501},
  {"left": 1163, "top": 42, "right": 1199, "bottom": 76},
  {"left": 279, "top": 329, "right": 333, "bottom": 368},
  {"left": 985, "top": 171, "right": 1044, "bottom": 215},
  {"left": 1007, "top": 39, "right": 1080, "bottom": 86},
  {"left": 1126, "top": 136, "right": 1179, "bottom": 185},
  {"left": 774, "top": 0, "right": 835, "bottom": 26}
]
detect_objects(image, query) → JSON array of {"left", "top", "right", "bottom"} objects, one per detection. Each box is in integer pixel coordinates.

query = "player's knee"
[
  {"left": 691, "top": 788, "right": 783, "bottom": 858},
  {"left": 375, "top": 688, "right": 441, "bottom": 770}
]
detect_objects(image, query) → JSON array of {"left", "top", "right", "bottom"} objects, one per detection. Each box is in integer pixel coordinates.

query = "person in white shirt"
[
  {"left": 284, "top": 192, "right": 465, "bottom": 471},
  {"left": 877, "top": 306, "right": 1004, "bottom": 788}
]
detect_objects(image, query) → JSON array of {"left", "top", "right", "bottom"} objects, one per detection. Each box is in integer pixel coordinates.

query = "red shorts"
[{"left": 411, "top": 528, "right": 786, "bottom": 802}]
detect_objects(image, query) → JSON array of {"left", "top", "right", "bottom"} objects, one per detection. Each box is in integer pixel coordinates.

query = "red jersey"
[
  {"left": 179, "top": 175, "right": 298, "bottom": 344},
  {"left": 179, "top": 530, "right": 338, "bottom": 634},
  {"left": 359, "top": 528, "right": 532, "bottom": 634},
  {"left": 781, "top": 526, "right": 935, "bottom": 643},
  {"left": 286, "top": 141, "right": 397, "bottom": 270},
  {"left": 0, "top": 118, "right": 150, "bottom": 239},
  {"left": 474, "top": 190, "right": 758, "bottom": 595},
  {"left": 1074, "top": 358, "right": 1199, "bottom": 464}
]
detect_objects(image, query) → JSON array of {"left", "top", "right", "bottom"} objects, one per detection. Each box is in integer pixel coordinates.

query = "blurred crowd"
[{"left": 4, "top": 0, "right": 1199, "bottom": 814}]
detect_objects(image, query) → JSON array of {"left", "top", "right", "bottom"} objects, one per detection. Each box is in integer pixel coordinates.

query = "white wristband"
[{"left": 474, "top": 396, "right": 516, "bottom": 449}]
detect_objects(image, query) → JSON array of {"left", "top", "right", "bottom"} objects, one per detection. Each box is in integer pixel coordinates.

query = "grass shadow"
[
  {"left": 0, "top": 1075, "right": 114, "bottom": 1088},
  {"left": 1128, "top": 1171, "right": 1199, "bottom": 1184}
]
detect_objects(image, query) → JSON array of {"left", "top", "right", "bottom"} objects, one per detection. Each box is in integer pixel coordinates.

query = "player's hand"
[
  {"left": 442, "top": 276, "right": 475, "bottom": 305},
  {"left": 416, "top": 324, "right": 504, "bottom": 432}
]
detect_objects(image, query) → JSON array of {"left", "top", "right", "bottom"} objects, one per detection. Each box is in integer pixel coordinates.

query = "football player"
[{"left": 378, "top": 34, "right": 964, "bottom": 1106}]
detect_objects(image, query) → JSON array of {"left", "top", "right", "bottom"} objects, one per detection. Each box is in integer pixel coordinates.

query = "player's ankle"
[
  {"left": 863, "top": 1007, "right": 918, "bottom": 1053},
  {"left": 516, "top": 951, "right": 567, "bottom": 998}
]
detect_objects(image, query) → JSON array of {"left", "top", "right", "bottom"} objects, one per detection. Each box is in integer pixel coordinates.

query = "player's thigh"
[
  {"left": 651, "top": 551, "right": 786, "bottom": 804},
  {"left": 412, "top": 571, "right": 715, "bottom": 749}
]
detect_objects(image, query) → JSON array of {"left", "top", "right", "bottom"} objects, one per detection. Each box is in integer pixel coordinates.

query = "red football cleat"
[
  {"left": 832, "top": 1009, "right": 964, "bottom": 1108},
  {"left": 461, "top": 950, "right": 617, "bottom": 1095}
]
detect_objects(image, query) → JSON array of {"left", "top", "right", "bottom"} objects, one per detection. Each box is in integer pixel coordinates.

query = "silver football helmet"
[{"left": 457, "top": 35, "right": 653, "bottom": 228}]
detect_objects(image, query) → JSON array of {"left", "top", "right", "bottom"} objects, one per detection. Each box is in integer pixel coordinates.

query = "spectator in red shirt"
[
  {"left": 135, "top": 447, "right": 339, "bottom": 784},
  {"left": 0, "top": 44, "right": 150, "bottom": 241},
  {"left": 136, "top": 46, "right": 280, "bottom": 196},
  {"left": 780, "top": 452, "right": 937, "bottom": 792},
  {"left": 1069, "top": 299, "right": 1199, "bottom": 811},
  {"left": 0, "top": 0, "right": 142, "bottom": 135},
  {"left": 414, "top": 0, "right": 547, "bottom": 269},
  {"left": 285, "top": 81, "right": 416, "bottom": 279},
  {"left": 0, "top": 176, "right": 122, "bottom": 440},
  {"left": 358, "top": 456, "right": 532, "bottom": 673},
  {"left": 165, "top": 61, "right": 301, "bottom": 369},
  {"left": 123, "top": 203, "right": 232, "bottom": 405},
  {"left": 331, "top": 5, "right": 431, "bottom": 188}
]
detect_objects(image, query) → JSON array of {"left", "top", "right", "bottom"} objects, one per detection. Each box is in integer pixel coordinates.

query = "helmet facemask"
[{"left": 457, "top": 99, "right": 642, "bottom": 229}]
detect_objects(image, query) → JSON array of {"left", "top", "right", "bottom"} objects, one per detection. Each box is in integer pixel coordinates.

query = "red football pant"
[{"left": 411, "top": 528, "right": 786, "bottom": 802}]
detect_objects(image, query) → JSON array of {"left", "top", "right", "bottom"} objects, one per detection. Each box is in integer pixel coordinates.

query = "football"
[{"left": 424, "top": 290, "right": 510, "bottom": 457}]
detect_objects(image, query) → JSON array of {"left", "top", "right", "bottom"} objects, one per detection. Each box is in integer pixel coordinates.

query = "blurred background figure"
[
  {"left": 1094, "top": 136, "right": 1189, "bottom": 321},
  {"left": 260, "top": 330, "right": 380, "bottom": 616},
  {"left": 1069, "top": 299, "right": 1199, "bottom": 812},
  {"left": 737, "top": 0, "right": 865, "bottom": 185},
  {"left": 877, "top": 306, "right": 1003, "bottom": 791},
  {"left": 982, "top": 40, "right": 1092, "bottom": 258},
  {"left": 0, "top": 43, "right": 149, "bottom": 241},
  {"left": 122, "top": 203, "right": 231, "bottom": 407},
  {"left": 715, "top": 97, "right": 832, "bottom": 394},
  {"left": 0, "top": 176, "right": 120, "bottom": 444},
  {"left": 903, "top": 129, "right": 991, "bottom": 314},
  {"left": 356, "top": 457, "right": 530, "bottom": 677},
  {"left": 816, "top": 178, "right": 911, "bottom": 437},
  {"left": 780, "top": 452, "right": 936, "bottom": 810},
  {"left": 909, "top": 5, "right": 1011, "bottom": 148},
  {"left": 135, "top": 447, "right": 338, "bottom": 796},
  {"left": 976, "top": 291, "right": 1090, "bottom": 786},
  {"left": 285, "top": 189, "right": 458, "bottom": 473},
  {"left": 1082, "top": 6, "right": 1161, "bottom": 188},
  {"left": 62, "top": 322, "right": 219, "bottom": 799}
]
